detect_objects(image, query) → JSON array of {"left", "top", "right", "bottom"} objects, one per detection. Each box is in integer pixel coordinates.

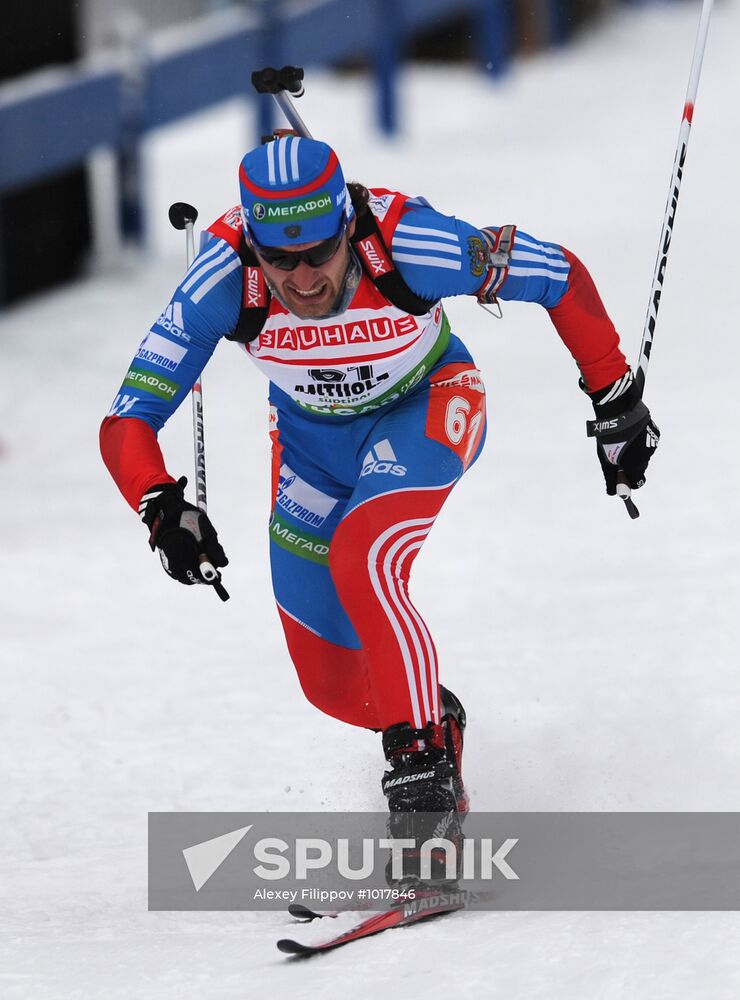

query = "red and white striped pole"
[
  {"left": 614, "top": 0, "right": 714, "bottom": 517},
  {"left": 634, "top": 0, "right": 715, "bottom": 395}
]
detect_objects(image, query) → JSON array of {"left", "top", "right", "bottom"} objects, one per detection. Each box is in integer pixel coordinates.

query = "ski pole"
[
  {"left": 168, "top": 201, "right": 230, "bottom": 602},
  {"left": 635, "top": 0, "right": 714, "bottom": 396},
  {"left": 615, "top": 0, "right": 714, "bottom": 518},
  {"left": 251, "top": 66, "right": 312, "bottom": 138}
]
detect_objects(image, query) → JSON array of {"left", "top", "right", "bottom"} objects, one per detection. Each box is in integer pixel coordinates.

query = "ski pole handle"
[
  {"left": 586, "top": 414, "right": 643, "bottom": 520},
  {"left": 252, "top": 66, "right": 312, "bottom": 138},
  {"left": 199, "top": 556, "right": 218, "bottom": 582},
  {"left": 199, "top": 555, "right": 230, "bottom": 601},
  {"left": 616, "top": 473, "right": 640, "bottom": 520}
]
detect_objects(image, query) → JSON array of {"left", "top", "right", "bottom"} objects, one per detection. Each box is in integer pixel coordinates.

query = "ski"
[
  {"left": 288, "top": 889, "right": 428, "bottom": 924},
  {"left": 287, "top": 896, "right": 399, "bottom": 922},
  {"left": 278, "top": 890, "right": 471, "bottom": 956},
  {"left": 287, "top": 902, "right": 334, "bottom": 921}
]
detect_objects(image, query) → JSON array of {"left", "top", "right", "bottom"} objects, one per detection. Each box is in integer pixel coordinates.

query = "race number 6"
[{"left": 445, "top": 396, "right": 471, "bottom": 445}]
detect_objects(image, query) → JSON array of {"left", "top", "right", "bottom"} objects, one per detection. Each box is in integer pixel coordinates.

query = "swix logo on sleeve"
[
  {"left": 244, "top": 267, "right": 267, "bottom": 308},
  {"left": 358, "top": 235, "right": 392, "bottom": 277}
]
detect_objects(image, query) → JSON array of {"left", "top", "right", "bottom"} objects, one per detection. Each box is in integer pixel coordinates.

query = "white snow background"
[{"left": 2, "top": 0, "right": 739, "bottom": 995}]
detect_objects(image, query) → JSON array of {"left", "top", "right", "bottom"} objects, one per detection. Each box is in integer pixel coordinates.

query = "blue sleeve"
[
  {"left": 107, "top": 235, "right": 241, "bottom": 431},
  {"left": 391, "top": 202, "right": 571, "bottom": 310},
  {"left": 491, "top": 227, "right": 571, "bottom": 309},
  {"left": 390, "top": 202, "right": 485, "bottom": 299}
]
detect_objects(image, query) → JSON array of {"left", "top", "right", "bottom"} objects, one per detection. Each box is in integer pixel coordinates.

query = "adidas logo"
[
  {"left": 360, "top": 439, "right": 407, "bottom": 478},
  {"left": 156, "top": 302, "right": 190, "bottom": 342}
]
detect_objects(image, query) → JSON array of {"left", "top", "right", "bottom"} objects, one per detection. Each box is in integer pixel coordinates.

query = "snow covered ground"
[{"left": 2, "top": 0, "right": 740, "bottom": 995}]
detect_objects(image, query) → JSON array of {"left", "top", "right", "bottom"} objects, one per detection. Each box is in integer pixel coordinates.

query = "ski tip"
[
  {"left": 277, "top": 937, "right": 316, "bottom": 956},
  {"left": 287, "top": 902, "right": 319, "bottom": 921}
]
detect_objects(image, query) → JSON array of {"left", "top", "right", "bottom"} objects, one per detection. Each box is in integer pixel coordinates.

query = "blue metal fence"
[
  {"left": 0, "top": 0, "right": 660, "bottom": 241},
  {"left": 0, "top": 0, "right": 505, "bottom": 199},
  {"left": 0, "top": 68, "right": 123, "bottom": 193}
]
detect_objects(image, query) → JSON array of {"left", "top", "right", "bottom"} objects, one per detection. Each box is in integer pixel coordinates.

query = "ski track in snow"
[{"left": 2, "top": 1, "right": 740, "bottom": 996}]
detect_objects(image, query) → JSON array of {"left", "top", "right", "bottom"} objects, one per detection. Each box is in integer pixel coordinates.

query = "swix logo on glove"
[{"left": 592, "top": 418, "right": 619, "bottom": 432}]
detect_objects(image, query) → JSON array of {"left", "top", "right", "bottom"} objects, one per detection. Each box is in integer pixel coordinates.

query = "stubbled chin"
[{"left": 284, "top": 285, "right": 333, "bottom": 317}]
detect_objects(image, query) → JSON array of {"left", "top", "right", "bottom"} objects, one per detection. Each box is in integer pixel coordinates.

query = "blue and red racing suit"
[{"left": 100, "top": 189, "right": 627, "bottom": 731}]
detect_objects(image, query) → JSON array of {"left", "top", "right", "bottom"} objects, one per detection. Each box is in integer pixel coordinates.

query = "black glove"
[
  {"left": 584, "top": 372, "right": 660, "bottom": 496},
  {"left": 139, "top": 476, "right": 229, "bottom": 595}
]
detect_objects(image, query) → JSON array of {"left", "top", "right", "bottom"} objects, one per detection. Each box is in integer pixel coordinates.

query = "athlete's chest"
[{"left": 246, "top": 274, "right": 439, "bottom": 365}]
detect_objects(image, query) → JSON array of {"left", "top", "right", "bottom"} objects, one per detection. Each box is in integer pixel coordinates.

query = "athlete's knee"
[
  {"left": 328, "top": 506, "right": 368, "bottom": 593},
  {"left": 330, "top": 487, "right": 452, "bottom": 596},
  {"left": 276, "top": 604, "right": 378, "bottom": 728}
]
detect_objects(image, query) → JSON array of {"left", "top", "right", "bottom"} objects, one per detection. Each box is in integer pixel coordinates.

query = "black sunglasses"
[{"left": 249, "top": 223, "right": 347, "bottom": 272}]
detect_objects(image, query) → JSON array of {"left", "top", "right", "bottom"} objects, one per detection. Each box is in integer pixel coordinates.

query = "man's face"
[{"left": 251, "top": 217, "right": 356, "bottom": 319}]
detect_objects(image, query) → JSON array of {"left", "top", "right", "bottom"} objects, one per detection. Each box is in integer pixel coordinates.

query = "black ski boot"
[
  {"left": 381, "top": 720, "right": 462, "bottom": 888},
  {"left": 440, "top": 685, "right": 469, "bottom": 815}
]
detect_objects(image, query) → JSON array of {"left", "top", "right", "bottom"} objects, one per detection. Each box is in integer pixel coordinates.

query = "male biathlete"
[{"left": 100, "top": 136, "right": 659, "bottom": 858}]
